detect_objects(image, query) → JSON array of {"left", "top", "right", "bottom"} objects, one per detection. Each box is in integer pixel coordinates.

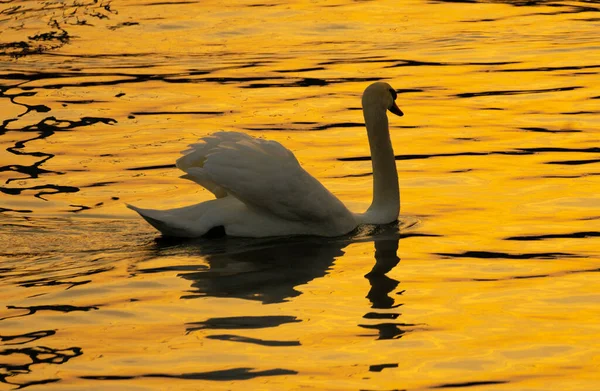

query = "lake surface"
[{"left": 1, "top": 0, "right": 599, "bottom": 389}]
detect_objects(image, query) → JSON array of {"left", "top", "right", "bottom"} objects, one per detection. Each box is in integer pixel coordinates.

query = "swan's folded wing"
[
  {"left": 176, "top": 132, "right": 256, "bottom": 198},
  {"left": 191, "top": 132, "right": 350, "bottom": 222}
]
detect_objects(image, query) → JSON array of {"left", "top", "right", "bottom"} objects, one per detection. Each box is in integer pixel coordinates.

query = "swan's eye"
[{"left": 389, "top": 89, "right": 397, "bottom": 101}]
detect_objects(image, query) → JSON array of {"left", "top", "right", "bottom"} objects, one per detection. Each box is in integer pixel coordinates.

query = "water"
[{"left": 1, "top": 0, "right": 599, "bottom": 389}]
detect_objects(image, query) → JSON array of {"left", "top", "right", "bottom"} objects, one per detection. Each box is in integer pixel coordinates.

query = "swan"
[{"left": 128, "top": 81, "right": 404, "bottom": 238}]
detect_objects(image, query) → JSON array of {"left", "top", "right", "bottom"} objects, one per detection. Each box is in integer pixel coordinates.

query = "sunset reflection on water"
[{"left": 1, "top": 0, "right": 599, "bottom": 389}]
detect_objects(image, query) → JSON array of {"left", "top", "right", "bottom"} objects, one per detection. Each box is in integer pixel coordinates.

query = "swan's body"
[{"left": 128, "top": 82, "right": 404, "bottom": 238}]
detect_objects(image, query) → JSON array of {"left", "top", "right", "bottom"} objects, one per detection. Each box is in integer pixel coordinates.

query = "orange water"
[{"left": 1, "top": 0, "right": 599, "bottom": 389}]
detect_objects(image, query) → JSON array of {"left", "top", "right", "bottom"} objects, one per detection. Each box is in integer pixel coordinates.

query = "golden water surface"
[{"left": 1, "top": 0, "right": 599, "bottom": 389}]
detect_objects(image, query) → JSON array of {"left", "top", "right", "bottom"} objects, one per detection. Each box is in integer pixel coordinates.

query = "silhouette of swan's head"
[{"left": 362, "top": 81, "right": 404, "bottom": 117}]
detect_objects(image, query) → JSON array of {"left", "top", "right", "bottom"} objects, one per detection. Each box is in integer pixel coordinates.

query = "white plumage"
[{"left": 128, "top": 81, "right": 404, "bottom": 238}]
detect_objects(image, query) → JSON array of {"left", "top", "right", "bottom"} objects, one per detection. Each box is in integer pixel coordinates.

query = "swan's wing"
[
  {"left": 176, "top": 132, "right": 255, "bottom": 198},
  {"left": 178, "top": 131, "right": 350, "bottom": 222}
]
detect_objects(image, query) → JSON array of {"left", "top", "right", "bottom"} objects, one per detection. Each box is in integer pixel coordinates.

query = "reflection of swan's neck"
[{"left": 362, "top": 105, "right": 399, "bottom": 224}]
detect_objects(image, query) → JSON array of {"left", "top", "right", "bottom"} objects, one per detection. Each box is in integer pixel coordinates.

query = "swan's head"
[{"left": 362, "top": 82, "right": 404, "bottom": 117}]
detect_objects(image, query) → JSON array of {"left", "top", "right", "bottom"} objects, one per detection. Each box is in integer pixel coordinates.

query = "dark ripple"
[
  {"left": 242, "top": 76, "right": 381, "bottom": 88},
  {"left": 206, "top": 334, "right": 301, "bottom": 347},
  {"left": 436, "top": 251, "right": 582, "bottom": 259},
  {"left": 13, "top": 266, "right": 113, "bottom": 290},
  {"left": 134, "top": 264, "right": 209, "bottom": 274},
  {"left": 385, "top": 59, "right": 517, "bottom": 68},
  {"left": 541, "top": 173, "right": 600, "bottom": 179},
  {"left": 0, "top": 346, "right": 82, "bottom": 389},
  {"left": 340, "top": 150, "right": 529, "bottom": 162},
  {"left": 146, "top": 368, "right": 297, "bottom": 380},
  {"left": 0, "top": 330, "right": 56, "bottom": 345},
  {"left": 339, "top": 146, "right": 600, "bottom": 162},
  {"left": 337, "top": 172, "right": 373, "bottom": 178},
  {"left": 2, "top": 71, "right": 383, "bottom": 92},
  {"left": 318, "top": 55, "right": 392, "bottom": 65},
  {"left": 81, "top": 367, "right": 297, "bottom": 381},
  {"left": 523, "top": 147, "right": 600, "bottom": 153},
  {"left": 126, "top": 164, "right": 177, "bottom": 171},
  {"left": 395, "top": 88, "right": 425, "bottom": 93},
  {"left": 186, "top": 316, "right": 301, "bottom": 332},
  {"left": 1, "top": 70, "right": 213, "bottom": 91},
  {"left": 431, "top": 0, "right": 600, "bottom": 15},
  {"left": 67, "top": 204, "right": 92, "bottom": 213},
  {"left": 520, "top": 127, "right": 582, "bottom": 133},
  {"left": 358, "top": 322, "right": 417, "bottom": 340},
  {"left": 247, "top": 3, "right": 281, "bottom": 7},
  {"left": 561, "top": 110, "right": 600, "bottom": 115},
  {"left": 19, "top": 275, "right": 91, "bottom": 289},
  {"left": 275, "top": 67, "right": 326, "bottom": 73},
  {"left": 466, "top": 267, "right": 600, "bottom": 282},
  {"left": 506, "top": 231, "right": 600, "bottom": 241},
  {"left": 57, "top": 99, "right": 106, "bottom": 104},
  {"left": 0, "top": 0, "right": 122, "bottom": 59},
  {"left": 130, "top": 111, "right": 225, "bottom": 116},
  {"left": 498, "top": 64, "right": 600, "bottom": 73},
  {"left": 432, "top": 380, "right": 509, "bottom": 389},
  {"left": 369, "top": 363, "right": 398, "bottom": 372},
  {"left": 0, "top": 207, "right": 32, "bottom": 214},
  {"left": 0, "top": 115, "right": 116, "bottom": 198},
  {"left": 1, "top": 304, "right": 100, "bottom": 321},
  {"left": 450, "top": 168, "right": 473, "bottom": 173},
  {"left": 311, "top": 122, "right": 364, "bottom": 130},
  {"left": 320, "top": 57, "right": 518, "bottom": 67},
  {"left": 455, "top": 86, "right": 582, "bottom": 98},
  {"left": 142, "top": 1, "right": 200, "bottom": 6},
  {"left": 107, "top": 22, "right": 140, "bottom": 31},
  {"left": 85, "top": 181, "right": 119, "bottom": 188},
  {"left": 0, "top": 184, "right": 80, "bottom": 200},
  {"left": 546, "top": 158, "right": 600, "bottom": 165},
  {"left": 363, "top": 312, "right": 400, "bottom": 320},
  {"left": 2, "top": 88, "right": 51, "bottom": 117},
  {"left": 244, "top": 121, "right": 416, "bottom": 132}
]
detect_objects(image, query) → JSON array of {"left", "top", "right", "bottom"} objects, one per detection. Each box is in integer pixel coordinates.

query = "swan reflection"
[{"left": 144, "top": 223, "right": 406, "bottom": 305}]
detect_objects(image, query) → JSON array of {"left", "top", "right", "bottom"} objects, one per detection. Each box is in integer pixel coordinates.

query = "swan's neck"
[{"left": 361, "top": 105, "right": 399, "bottom": 224}]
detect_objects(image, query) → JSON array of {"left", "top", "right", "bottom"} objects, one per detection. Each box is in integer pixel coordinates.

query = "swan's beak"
[{"left": 389, "top": 101, "right": 404, "bottom": 117}]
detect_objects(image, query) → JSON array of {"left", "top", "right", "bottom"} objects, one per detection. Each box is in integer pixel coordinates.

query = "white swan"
[{"left": 128, "top": 81, "right": 404, "bottom": 237}]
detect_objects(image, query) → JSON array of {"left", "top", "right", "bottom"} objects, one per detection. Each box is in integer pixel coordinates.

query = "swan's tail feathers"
[{"left": 127, "top": 204, "right": 207, "bottom": 238}]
